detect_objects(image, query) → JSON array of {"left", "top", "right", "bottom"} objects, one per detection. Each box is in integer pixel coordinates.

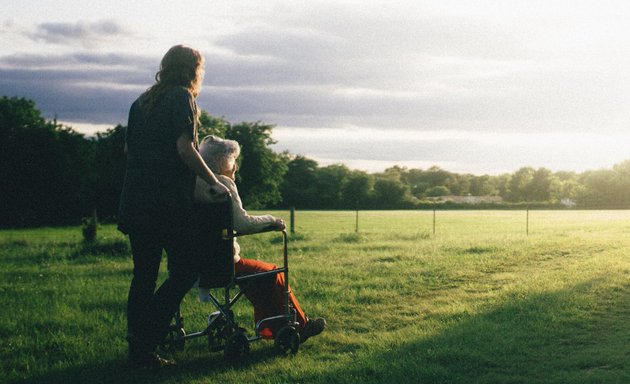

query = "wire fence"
[
  {"left": 1, "top": 209, "right": 630, "bottom": 243},
  {"left": 279, "top": 208, "right": 630, "bottom": 237}
]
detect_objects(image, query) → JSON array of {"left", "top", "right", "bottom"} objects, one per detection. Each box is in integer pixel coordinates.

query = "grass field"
[{"left": 1, "top": 210, "right": 629, "bottom": 384}]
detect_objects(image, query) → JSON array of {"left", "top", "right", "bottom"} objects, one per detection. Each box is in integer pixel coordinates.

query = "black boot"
[{"left": 128, "top": 335, "right": 175, "bottom": 369}]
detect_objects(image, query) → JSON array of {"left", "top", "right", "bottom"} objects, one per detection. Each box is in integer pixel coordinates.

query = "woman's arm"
[{"left": 176, "top": 132, "right": 229, "bottom": 196}]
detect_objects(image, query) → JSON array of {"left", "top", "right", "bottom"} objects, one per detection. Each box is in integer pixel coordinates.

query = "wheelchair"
[{"left": 160, "top": 199, "right": 301, "bottom": 362}]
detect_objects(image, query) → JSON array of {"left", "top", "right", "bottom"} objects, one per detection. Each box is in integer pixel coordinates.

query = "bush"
[{"left": 81, "top": 213, "right": 97, "bottom": 242}]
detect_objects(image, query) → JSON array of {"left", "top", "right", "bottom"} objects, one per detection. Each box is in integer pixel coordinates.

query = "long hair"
[{"left": 140, "top": 45, "right": 205, "bottom": 115}]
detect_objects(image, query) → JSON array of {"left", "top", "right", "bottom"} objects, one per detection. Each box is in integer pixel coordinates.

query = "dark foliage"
[{"left": 1, "top": 96, "right": 629, "bottom": 228}]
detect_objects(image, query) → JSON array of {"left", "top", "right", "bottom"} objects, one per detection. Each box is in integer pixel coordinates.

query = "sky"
[{"left": 1, "top": 0, "right": 629, "bottom": 175}]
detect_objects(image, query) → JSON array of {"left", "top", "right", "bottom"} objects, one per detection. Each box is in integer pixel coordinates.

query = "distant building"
[{"left": 435, "top": 195, "right": 503, "bottom": 204}]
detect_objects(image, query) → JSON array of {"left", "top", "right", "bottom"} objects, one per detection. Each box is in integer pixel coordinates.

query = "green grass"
[{"left": 1, "top": 210, "right": 630, "bottom": 383}]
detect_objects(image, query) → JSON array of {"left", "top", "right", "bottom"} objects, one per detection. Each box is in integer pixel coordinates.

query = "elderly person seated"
[{"left": 194, "top": 135, "right": 326, "bottom": 342}]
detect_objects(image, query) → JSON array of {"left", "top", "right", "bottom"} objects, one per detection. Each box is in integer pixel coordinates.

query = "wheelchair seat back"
[{"left": 194, "top": 199, "right": 235, "bottom": 288}]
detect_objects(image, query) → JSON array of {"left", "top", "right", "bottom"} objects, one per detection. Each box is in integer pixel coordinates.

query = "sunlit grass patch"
[{"left": 2, "top": 210, "right": 630, "bottom": 383}]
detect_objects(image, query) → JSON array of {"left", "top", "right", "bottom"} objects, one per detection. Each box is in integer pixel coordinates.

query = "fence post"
[
  {"left": 355, "top": 209, "right": 359, "bottom": 233},
  {"left": 433, "top": 209, "right": 436, "bottom": 235},
  {"left": 526, "top": 207, "right": 529, "bottom": 236},
  {"left": 290, "top": 206, "right": 295, "bottom": 235}
]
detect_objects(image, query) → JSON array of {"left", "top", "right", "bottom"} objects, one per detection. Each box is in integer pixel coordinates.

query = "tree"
[
  {"left": 401, "top": 166, "right": 458, "bottom": 198},
  {"left": 425, "top": 185, "right": 450, "bottom": 197},
  {"left": 506, "top": 167, "right": 535, "bottom": 202},
  {"left": 494, "top": 173, "right": 511, "bottom": 199},
  {"left": 198, "top": 111, "right": 229, "bottom": 138},
  {"left": 403, "top": 168, "right": 429, "bottom": 197},
  {"left": 551, "top": 171, "right": 579, "bottom": 202},
  {"left": 53, "top": 126, "right": 95, "bottom": 223},
  {"left": 93, "top": 125, "right": 126, "bottom": 220},
  {"left": 469, "top": 175, "right": 497, "bottom": 196},
  {"left": 313, "top": 164, "right": 350, "bottom": 209},
  {"left": 578, "top": 169, "right": 615, "bottom": 207},
  {"left": 281, "top": 155, "right": 319, "bottom": 209},
  {"left": 373, "top": 177, "right": 411, "bottom": 209},
  {"left": 226, "top": 121, "right": 287, "bottom": 209},
  {"left": 611, "top": 160, "right": 630, "bottom": 206},
  {"left": 448, "top": 174, "right": 471, "bottom": 196},
  {"left": 577, "top": 160, "right": 630, "bottom": 207},
  {"left": 0, "top": 96, "right": 94, "bottom": 226},
  {"left": 341, "top": 170, "right": 373, "bottom": 209},
  {"left": 526, "top": 168, "right": 553, "bottom": 202},
  {"left": 424, "top": 166, "right": 453, "bottom": 187}
]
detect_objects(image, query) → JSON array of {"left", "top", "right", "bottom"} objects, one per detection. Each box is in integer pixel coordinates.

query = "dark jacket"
[{"left": 117, "top": 87, "right": 198, "bottom": 234}]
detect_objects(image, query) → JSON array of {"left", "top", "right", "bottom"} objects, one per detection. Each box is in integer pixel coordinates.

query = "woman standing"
[{"left": 118, "top": 45, "right": 229, "bottom": 369}]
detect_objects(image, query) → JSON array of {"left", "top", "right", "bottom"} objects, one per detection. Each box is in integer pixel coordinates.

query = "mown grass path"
[{"left": 1, "top": 210, "right": 629, "bottom": 383}]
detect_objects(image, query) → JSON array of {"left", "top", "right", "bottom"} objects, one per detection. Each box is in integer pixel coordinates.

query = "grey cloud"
[
  {"left": 0, "top": 67, "right": 136, "bottom": 124},
  {"left": 217, "top": 5, "right": 530, "bottom": 62},
  {"left": 202, "top": 9, "right": 555, "bottom": 128},
  {"left": 0, "top": 51, "right": 157, "bottom": 124},
  {"left": 205, "top": 53, "right": 343, "bottom": 87},
  {"left": 198, "top": 80, "right": 522, "bottom": 130},
  {"left": 215, "top": 27, "right": 345, "bottom": 62},
  {"left": 272, "top": 126, "right": 630, "bottom": 175},
  {"left": 28, "top": 20, "right": 127, "bottom": 46},
  {"left": 2, "top": 5, "right": 627, "bottom": 140},
  {"left": 1, "top": 48, "right": 619, "bottom": 136},
  {"left": 206, "top": 1, "right": 583, "bottom": 128},
  {"left": 71, "top": 52, "right": 155, "bottom": 68},
  {"left": 272, "top": 133, "right": 511, "bottom": 165},
  {"left": 1, "top": 52, "right": 154, "bottom": 71}
]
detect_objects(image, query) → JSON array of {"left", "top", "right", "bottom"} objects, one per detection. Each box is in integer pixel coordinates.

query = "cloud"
[
  {"left": 0, "top": 67, "right": 136, "bottom": 124},
  {"left": 6, "top": 3, "right": 626, "bottom": 135},
  {"left": 271, "top": 126, "right": 630, "bottom": 174},
  {"left": 1, "top": 51, "right": 154, "bottom": 71},
  {"left": 201, "top": 6, "right": 629, "bottom": 134},
  {"left": 27, "top": 20, "right": 128, "bottom": 47},
  {"left": 3, "top": 9, "right": 629, "bottom": 137},
  {"left": 0, "top": 51, "right": 155, "bottom": 124},
  {"left": 2, "top": 1, "right": 630, "bottom": 174}
]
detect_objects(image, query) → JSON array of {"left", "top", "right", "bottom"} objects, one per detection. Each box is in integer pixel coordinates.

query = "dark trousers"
[{"left": 127, "top": 227, "right": 200, "bottom": 355}]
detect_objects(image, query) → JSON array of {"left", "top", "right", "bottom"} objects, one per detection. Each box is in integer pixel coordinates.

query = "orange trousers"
[{"left": 235, "top": 258, "right": 307, "bottom": 339}]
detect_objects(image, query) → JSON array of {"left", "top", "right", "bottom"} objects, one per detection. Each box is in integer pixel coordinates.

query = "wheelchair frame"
[{"left": 161, "top": 200, "right": 301, "bottom": 362}]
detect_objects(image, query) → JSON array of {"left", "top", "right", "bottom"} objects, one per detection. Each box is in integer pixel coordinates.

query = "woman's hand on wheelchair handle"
[
  {"left": 208, "top": 183, "right": 230, "bottom": 201},
  {"left": 274, "top": 218, "right": 286, "bottom": 231}
]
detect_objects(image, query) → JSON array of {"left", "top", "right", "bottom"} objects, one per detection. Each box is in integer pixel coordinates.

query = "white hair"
[{"left": 198, "top": 135, "right": 241, "bottom": 174}]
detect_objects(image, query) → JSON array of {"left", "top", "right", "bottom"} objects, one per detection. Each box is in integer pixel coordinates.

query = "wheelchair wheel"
[
  {"left": 207, "top": 316, "right": 228, "bottom": 352},
  {"left": 274, "top": 326, "right": 300, "bottom": 356},
  {"left": 224, "top": 329, "right": 249, "bottom": 362},
  {"left": 161, "top": 326, "right": 186, "bottom": 353}
]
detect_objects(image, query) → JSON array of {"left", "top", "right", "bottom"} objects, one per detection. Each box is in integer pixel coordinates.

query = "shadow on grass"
[
  {"left": 21, "top": 342, "right": 281, "bottom": 384},
  {"left": 300, "top": 280, "right": 630, "bottom": 384},
  {"left": 18, "top": 281, "right": 630, "bottom": 384}
]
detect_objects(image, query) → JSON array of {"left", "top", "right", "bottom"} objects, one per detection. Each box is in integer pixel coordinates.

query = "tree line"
[{"left": 1, "top": 96, "right": 629, "bottom": 228}]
